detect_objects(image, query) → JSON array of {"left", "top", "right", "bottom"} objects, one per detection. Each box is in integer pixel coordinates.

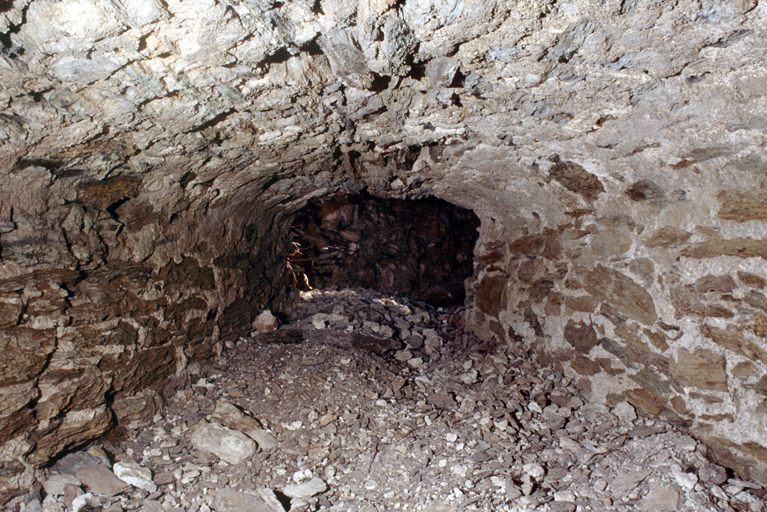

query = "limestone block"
[
  {"left": 190, "top": 420, "right": 256, "bottom": 465},
  {"left": 210, "top": 401, "right": 278, "bottom": 451}
]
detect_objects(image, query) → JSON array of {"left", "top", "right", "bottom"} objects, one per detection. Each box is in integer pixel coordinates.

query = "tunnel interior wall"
[{"left": 1, "top": 0, "right": 767, "bottom": 501}]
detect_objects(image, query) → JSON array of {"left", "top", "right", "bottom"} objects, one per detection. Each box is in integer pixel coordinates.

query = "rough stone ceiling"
[{"left": 2, "top": 0, "right": 767, "bottom": 500}]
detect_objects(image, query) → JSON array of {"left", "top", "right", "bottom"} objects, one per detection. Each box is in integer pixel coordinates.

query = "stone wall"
[{"left": 1, "top": 0, "right": 767, "bottom": 500}]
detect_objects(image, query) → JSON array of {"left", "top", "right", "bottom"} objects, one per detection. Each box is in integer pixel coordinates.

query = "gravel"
[{"left": 23, "top": 288, "right": 766, "bottom": 512}]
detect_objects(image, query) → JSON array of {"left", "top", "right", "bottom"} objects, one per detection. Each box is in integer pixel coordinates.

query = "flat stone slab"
[
  {"left": 190, "top": 420, "right": 256, "bottom": 465},
  {"left": 210, "top": 488, "right": 274, "bottom": 512},
  {"left": 76, "top": 464, "right": 131, "bottom": 496}
]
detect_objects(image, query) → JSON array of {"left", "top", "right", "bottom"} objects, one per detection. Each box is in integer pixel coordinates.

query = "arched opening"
[{"left": 286, "top": 192, "right": 481, "bottom": 307}]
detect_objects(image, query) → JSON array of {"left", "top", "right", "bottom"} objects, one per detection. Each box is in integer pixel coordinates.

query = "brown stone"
[
  {"left": 717, "top": 189, "right": 767, "bottom": 221},
  {"left": 700, "top": 324, "right": 767, "bottom": 365},
  {"left": 670, "top": 285, "right": 734, "bottom": 319},
  {"left": 564, "top": 294, "right": 597, "bottom": 312},
  {"left": 680, "top": 238, "right": 767, "bottom": 259},
  {"left": 732, "top": 361, "right": 757, "bottom": 378},
  {"left": 512, "top": 229, "right": 562, "bottom": 259},
  {"left": 549, "top": 160, "right": 604, "bottom": 202},
  {"left": 670, "top": 395, "right": 688, "bottom": 415},
  {"left": 643, "top": 329, "right": 669, "bottom": 352},
  {"left": 670, "top": 348, "right": 728, "bottom": 392},
  {"left": 644, "top": 226, "right": 692, "bottom": 248},
  {"left": 744, "top": 290, "right": 767, "bottom": 312},
  {"left": 0, "top": 299, "right": 22, "bottom": 328},
  {"left": 614, "top": 326, "right": 670, "bottom": 373},
  {"left": 700, "top": 435, "right": 767, "bottom": 487},
  {"left": 475, "top": 274, "right": 508, "bottom": 317},
  {"left": 624, "top": 388, "right": 665, "bottom": 417},
  {"left": 571, "top": 355, "right": 601, "bottom": 375},
  {"left": 0, "top": 461, "right": 28, "bottom": 507},
  {"left": 0, "top": 408, "right": 35, "bottom": 440},
  {"left": 595, "top": 357, "right": 624, "bottom": 375},
  {"left": 112, "top": 390, "right": 163, "bottom": 425},
  {"left": 578, "top": 265, "right": 657, "bottom": 325},
  {"left": 0, "top": 327, "right": 57, "bottom": 385},
  {"left": 626, "top": 180, "right": 665, "bottom": 202},
  {"left": 518, "top": 259, "right": 541, "bottom": 282},
  {"left": 628, "top": 258, "right": 655, "bottom": 286},
  {"left": 630, "top": 369, "right": 672, "bottom": 399},
  {"left": 564, "top": 320, "right": 599, "bottom": 353},
  {"left": 76, "top": 175, "right": 142, "bottom": 211},
  {"left": 696, "top": 274, "right": 737, "bottom": 294},
  {"left": 738, "top": 271, "right": 767, "bottom": 288},
  {"left": 599, "top": 337, "right": 636, "bottom": 369}
]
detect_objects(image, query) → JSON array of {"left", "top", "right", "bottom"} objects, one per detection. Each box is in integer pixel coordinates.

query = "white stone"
[
  {"left": 672, "top": 470, "right": 698, "bottom": 491},
  {"left": 282, "top": 477, "right": 328, "bottom": 498},
  {"left": 613, "top": 402, "right": 637, "bottom": 424},
  {"left": 522, "top": 463, "right": 545, "bottom": 481},
  {"left": 252, "top": 310, "right": 279, "bottom": 332},
  {"left": 71, "top": 493, "right": 99, "bottom": 512},
  {"left": 113, "top": 462, "right": 157, "bottom": 492},
  {"left": 190, "top": 421, "right": 256, "bottom": 465}
]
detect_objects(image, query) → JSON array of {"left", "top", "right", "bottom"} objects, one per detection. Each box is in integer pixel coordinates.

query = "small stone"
[
  {"left": 43, "top": 474, "right": 82, "bottom": 496},
  {"left": 639, "top": 486, "right": 680, "bottom": 511},
  {"left": 113, "top": 462, "right": 157, "bottom": 492},
  {"left": 141, "top": 500, "right": 164, "bottom": 512},
  {"left": 21, "top": 499, "right": 43, "bottom": 512},
  {"left": 406, "top": 333, "right": 424, "bottom": 349},
  {"left": 424, "top": 336, "right": 441, "bottom": 355},
  {"left": 613, "top": 402, "right": 637, "bottom": 424},
  {"left": 154, "top": 472, "right": 176, "bottom": 486},
  {"left": 408, "top": 357, "right": 424, "bottom": 368},
  {"left": 672, "top": 470, "right": 697, "bottom": 491},
  {"left": 549, "top": 502, "right": 576, "bottom": 512},
  {"left": 421, "top": 505, "right": 456, "bottom": 512},
  {"left": 459, "top": 370, "right": 478, "bottom": 384},
  {"left": 394, "top": 349, "right": 413, "bottom": 361},
  {"left": 252, "top": 310, "right": 279, "bottom": 332},
  {"left": 281, "top": 476, "right": 328, "bottom": 498},
  {"left": 522, "top": 463, "right": 545, "bottom": 481},
  {"left": 211, "top": 401, "right": 279, "bottom": 451},
  {"left": 319, "top": 413, "right": 336, "bottom": 427},
  {"left": 700, "top": 463, "right": 728, "bottom": 485},
  {"left": 211, "top": 488, "right": 273, "bottom": 512},
  {"left": 506, "top": 481, "right": 522, "bottom": 500},
  {"left": 445, "top": 432, "right": 458, "bottom": 443},
  {"left": 71, "top": 493, "right": 100, "bottom": 512},
  {"left": 610, "top": 469, "right": 651, "bottom": 495}
]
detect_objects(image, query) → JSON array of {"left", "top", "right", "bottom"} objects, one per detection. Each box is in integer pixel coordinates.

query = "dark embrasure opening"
[{"left": 288, "top": 192, "right": 480, "bottom": 307}]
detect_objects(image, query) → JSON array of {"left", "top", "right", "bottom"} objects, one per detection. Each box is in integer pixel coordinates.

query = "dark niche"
[{"left": 288, "top": 193, "right": 480, "bottom": 306}]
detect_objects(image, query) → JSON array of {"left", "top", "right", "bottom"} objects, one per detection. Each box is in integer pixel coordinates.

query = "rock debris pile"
[{"left": 19, "top": 289, "right": 767, "bottom": 512}]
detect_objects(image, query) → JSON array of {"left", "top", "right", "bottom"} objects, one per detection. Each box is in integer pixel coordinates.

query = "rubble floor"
[{"left": 21, "top": 288, "right": 767, "bottom": 512}]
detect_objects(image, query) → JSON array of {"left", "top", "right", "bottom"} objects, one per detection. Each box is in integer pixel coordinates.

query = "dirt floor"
[{"left": 20, "top": 289, "right": 767, "bottom": 512}]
